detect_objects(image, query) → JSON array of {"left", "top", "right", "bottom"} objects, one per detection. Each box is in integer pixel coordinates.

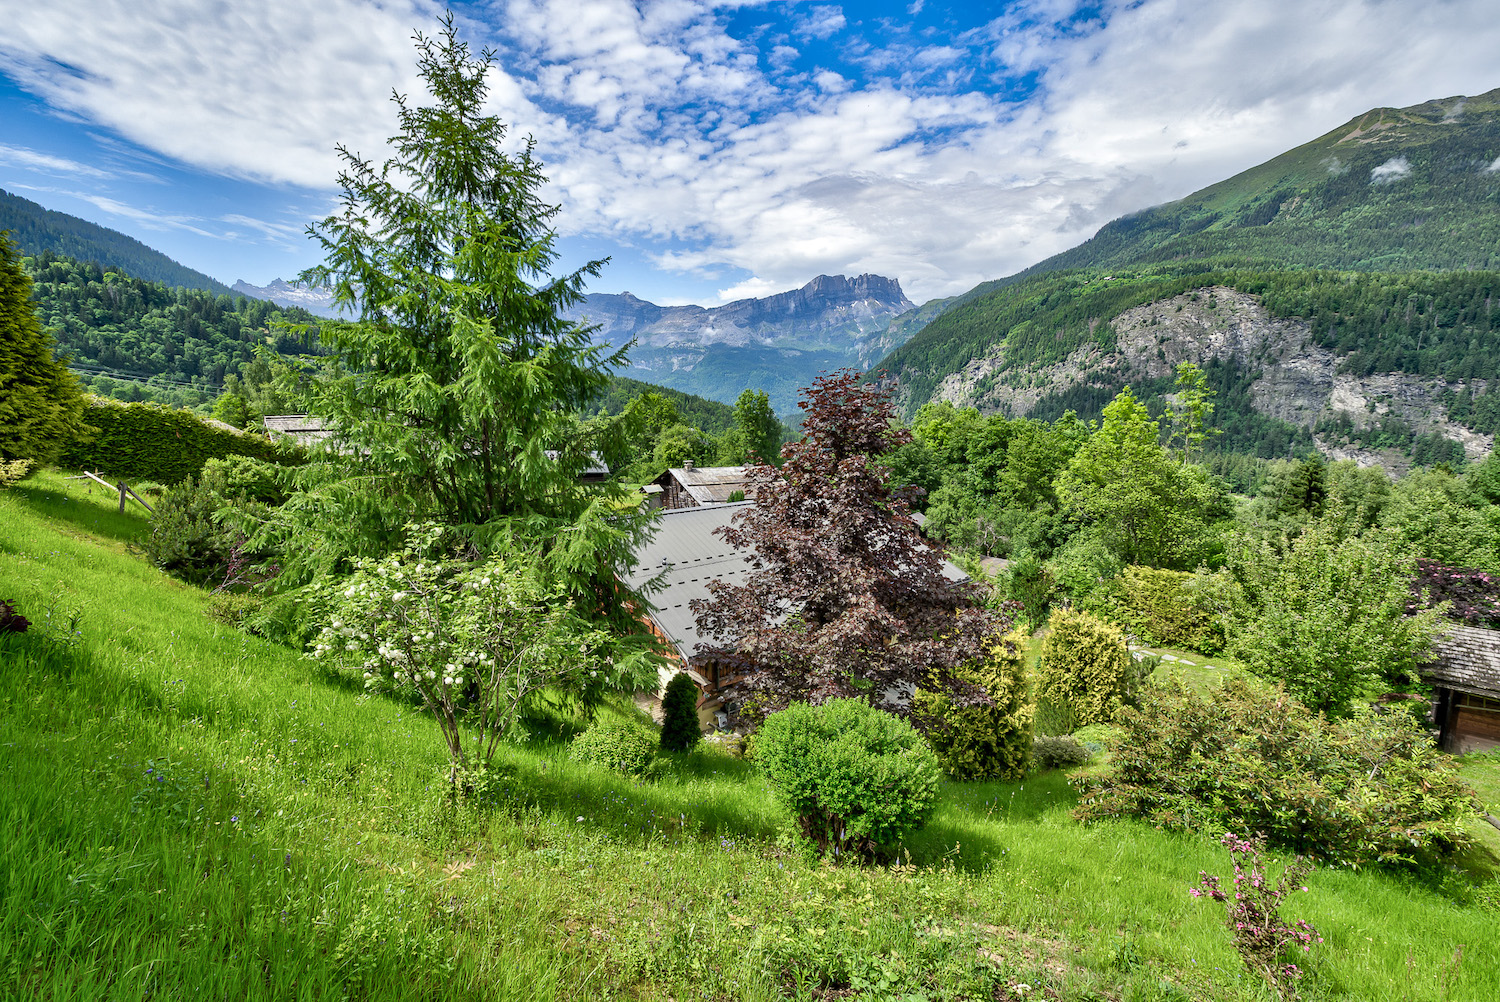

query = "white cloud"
[
  {"left": 3, "top": 0, "right": 1500, "bottom": 304},
  {"left": 1485, "top": 155, "right": 1500, "bottom": 173},
  {"left": 796, "top": 6, "right": 846, "bottom": 41},
  {"left": 1370, "top": 156, "right": 1412, "bottom": 184},
  {"left": 0, "top": 143, "right": 113, "bottom": 179}
]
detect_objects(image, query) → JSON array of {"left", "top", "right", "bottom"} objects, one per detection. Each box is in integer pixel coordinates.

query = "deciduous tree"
[{"left": 692, "top": 370, "right": 1004, "bottom": 720}]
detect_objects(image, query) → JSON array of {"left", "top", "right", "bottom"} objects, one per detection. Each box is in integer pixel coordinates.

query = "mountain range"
[
  {"left": 563, "top": 273, "right": 914, "bottom": 418},
  {"left": 874, "top": 86, "right": 1500, "bottom": 470},
  {"left": 12, "top": 84, "right": 1500, "bottom": 467}
]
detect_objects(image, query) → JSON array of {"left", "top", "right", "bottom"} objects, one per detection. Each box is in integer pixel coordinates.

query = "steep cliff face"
[
  {"left": 568, "top": 273, "right": 912, "bottom": 352},
  {"left": 933, "top": 287, "right": 1491, "bottom": 468},
  {"left": 565, "top": 274, "right": 915, "bottom": 417}
]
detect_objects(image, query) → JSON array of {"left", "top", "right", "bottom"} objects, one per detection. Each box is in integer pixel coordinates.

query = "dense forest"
[
  {"left": 878, "top": 264, "right": 1500, "bottom": 460},
  {"left": 1, "top": 188, "right": 234, "bottom": 294}
]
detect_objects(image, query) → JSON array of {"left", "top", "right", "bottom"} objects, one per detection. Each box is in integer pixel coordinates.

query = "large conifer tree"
[{"left": 0, "top": 231, "right": 86, "bottom": 467}]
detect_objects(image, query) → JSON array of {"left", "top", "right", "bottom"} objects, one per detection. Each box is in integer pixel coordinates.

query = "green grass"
[{"left": 2, "top": 474, "right": 1498, "bottom": 1000}]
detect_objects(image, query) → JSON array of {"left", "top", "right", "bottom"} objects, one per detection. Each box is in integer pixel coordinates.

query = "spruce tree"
[
  {"left": 659, "top": 671, "right": 702, "bottom": 752},
  {"left": 0, "top": 231, "right": 86, "bottom": 467}
]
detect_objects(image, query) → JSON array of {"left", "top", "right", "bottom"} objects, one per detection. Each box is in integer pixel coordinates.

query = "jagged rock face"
[
  {"left": 230, "top": 278, "right": 341, "bottom": 318},
  {"left": 934, "top": 286, "right": 1492, "bottom": 468},
  {"left": 565, "top": 274, "right": 913, "bottom": 353}
]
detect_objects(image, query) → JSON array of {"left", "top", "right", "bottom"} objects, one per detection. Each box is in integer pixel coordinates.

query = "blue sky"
[{"left": 2, "top": 1, "right": 1498, "bottom": 306}]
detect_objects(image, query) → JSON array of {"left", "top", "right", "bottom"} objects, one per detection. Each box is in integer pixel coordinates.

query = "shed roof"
[
  {"left": 625, "top": 502, "right": 969, "bottom": 664},
  {"left": 262, "top": 414, "right": 333, "bottom": 446},
  {"left": 658, "top": 466, "right": 753, "bottom": 505},
  {"left": 1425, "top": 625, "right": 1500, "bottom": 697}
]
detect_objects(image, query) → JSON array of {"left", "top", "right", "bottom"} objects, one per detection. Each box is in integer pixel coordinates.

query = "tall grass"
[{"left": 1, "top": 474, "right": 1497, "bottom": 1000}]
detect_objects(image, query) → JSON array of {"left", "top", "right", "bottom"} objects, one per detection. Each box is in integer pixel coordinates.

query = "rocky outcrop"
[
  {"left": 565, "top": 274, "right": 913, "bottom": 355},
  {"left": 933, "top": 286, "right": 1491, "bottom": 466}
]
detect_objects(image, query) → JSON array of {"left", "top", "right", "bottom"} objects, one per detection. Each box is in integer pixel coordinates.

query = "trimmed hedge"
[{"left": 59, "top": 397, "right": 298, "bottom": 484}]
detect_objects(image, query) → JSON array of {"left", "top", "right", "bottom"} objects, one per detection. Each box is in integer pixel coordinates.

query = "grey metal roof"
[
  {"left": 624, "top": 503, "right": 759, "bottom": 660},
  {"left": 262, "top": 414, "right": 334, "bottom": 446},
  {"left": 624, "top": 501, "right": 969, "bottom": 663}
]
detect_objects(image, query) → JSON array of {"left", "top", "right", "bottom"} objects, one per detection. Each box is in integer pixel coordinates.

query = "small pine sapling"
[{"left": 660, "top": 671, "right": 703, "bottom": 752}]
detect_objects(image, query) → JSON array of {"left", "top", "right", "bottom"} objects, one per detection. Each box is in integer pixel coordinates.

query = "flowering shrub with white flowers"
[{"left": 308, "top": 524, "right": 660, "bottom": 787}]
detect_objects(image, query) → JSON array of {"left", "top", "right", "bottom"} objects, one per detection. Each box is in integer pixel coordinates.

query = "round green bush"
[
  {"left": 569, "top": 722, "right": 657, "bottom": 777},
  {"left": 659, "top": 671, "right": 702, "bottom": 752},
  {"left": 913, "top": 627, "right": 1033, "bottom": 782},
  {"left": 756, "top": 699, "right": 941, "bottom": 862},
  {"left": 1036, "top": 607, "right": 1138, "bottom": 726},
  {"left": 1031, "top": 734, "right": 1091, "bottom": 771}
]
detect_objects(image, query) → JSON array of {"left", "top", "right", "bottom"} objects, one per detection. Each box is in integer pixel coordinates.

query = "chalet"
[
  {"left": 1424, "top": 625, "right": 1500, "bottom": 753},
  {"left": 625, "top": 501, "right": 969, "bottom": 730},
  {"left": 649, "top": 463, "right": 752, "bottom": 510}
]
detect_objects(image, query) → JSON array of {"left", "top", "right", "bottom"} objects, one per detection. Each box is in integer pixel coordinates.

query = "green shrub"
[
  {"left": 756, "top": 699, "right": 941, "bottom": 862},
  {"left": 0, "top": 458, "right": 33, "bottom": 488},
  {"left": 1035, "top": 607, "right": 1141, "bottom": 726},
  {"left": 140, "top": 479, "right": 241, "bottom": 586},
  {"left": 1032, "top": 734, "right": 1091, "bottom": 770},
  {"left": 138, "top": 456, "right": 286, "bottom": 588},
  {"left": 1118, "top": 565, "right": 1234, "bottom": 653},
  {"left": 1072, "top": 678, "right": 1482, "bottom": 866},
  {"left": 659, "top": 671, "right": 702, "bottom": 752},
  {"left": 1048, "top": 534, "right": 1124, "bottom": 618},
  {"left": 569, "top": 722, "right": 658, "bottom": 778},
  {"left": 914, "top": 628, "right": 1033, "bottom": 781}
]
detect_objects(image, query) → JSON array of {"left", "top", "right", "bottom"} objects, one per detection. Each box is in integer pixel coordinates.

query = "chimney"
[{"left": 683, "top": 460, "right": 694, "bottom": 471}]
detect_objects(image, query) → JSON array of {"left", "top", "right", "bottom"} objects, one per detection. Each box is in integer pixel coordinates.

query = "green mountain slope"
[
  {"left": 1, "top": 187, "right": 234, "bottom": 295},
  {"left": 874, "top": 89, "right": 1500, "bottom": 466},
  {"left": 1032, "top": 88, "right": 1500, "bottom": 276}
]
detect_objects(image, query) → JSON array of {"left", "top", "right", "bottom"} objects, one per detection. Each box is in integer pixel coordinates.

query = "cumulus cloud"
[
  {"left": 3, "top": 0, "right": 1500, "bottom": 303},
  {"left": 1370, "top": 156, "right": 1412, "bottom": 184},
  {"left": 1485, "top": 155, "right": 1500, "bottom": 173}
]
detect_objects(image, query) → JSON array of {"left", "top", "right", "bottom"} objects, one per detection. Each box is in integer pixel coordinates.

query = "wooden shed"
[{"left": 1424, "top": 625, "right": 1500, "bottom": 753}]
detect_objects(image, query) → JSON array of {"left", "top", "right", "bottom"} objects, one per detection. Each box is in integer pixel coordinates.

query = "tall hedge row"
[{"left": 59, "top": 397, "right": 298, "bottom": 484}]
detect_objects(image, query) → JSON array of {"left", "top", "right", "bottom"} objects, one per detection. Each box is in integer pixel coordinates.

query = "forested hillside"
[
  {"left": 1, "top": 188, "right": 234, "bottom": 294},
  {"left": 874, "top": 89, "right": 1500, "bottom": 467},
  {"left": 879, "top": 265, "right": 1500, "bottom": 464},
  {"left": 25, "top": 252, "right": 319, "bottom": 400}
]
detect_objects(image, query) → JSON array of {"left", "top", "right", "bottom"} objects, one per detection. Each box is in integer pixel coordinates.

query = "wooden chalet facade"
[
  {"left": 1424, "top": 624, "right": 1500, "bottom": 753},
  {"left": 649, "top": 463, "right": 753, "bottom": 510}
]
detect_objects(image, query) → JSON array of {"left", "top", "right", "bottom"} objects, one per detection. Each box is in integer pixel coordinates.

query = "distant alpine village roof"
[
  {"left": 626, "top": 502, "right": 969, "bottom": 667},
  {"left": 650, "top": 463, "right": 754, "bottom": 508}
]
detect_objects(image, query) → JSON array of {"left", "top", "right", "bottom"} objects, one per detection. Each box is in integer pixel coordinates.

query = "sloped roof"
[
  {"left": 660, "top": 466, "right": 753, "bottom": 505},
  {"left": 1426, "top": 625, "right": 1500, "bottom": 697},
  {"left": 262, "top": 414, "right": 333, "bottom": 445},
  {"left": 625, "top": 501, "right": 969, "bottom": 663},
  {"left": 625, "top": 503, "right": 759, "bottom": 661}
]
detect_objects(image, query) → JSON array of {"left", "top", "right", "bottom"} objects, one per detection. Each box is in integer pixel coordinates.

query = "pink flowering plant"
[
  {"left": 309, "top": 523, "right": 659, "bottom": 789},
  {"left": 1192, "top": 833, "right": 1321, "bottom": 999}
]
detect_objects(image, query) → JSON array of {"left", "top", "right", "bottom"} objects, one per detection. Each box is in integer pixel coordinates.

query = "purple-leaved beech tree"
[{"left": 691, "top": 370, "right": 1006, "bottom": 723}]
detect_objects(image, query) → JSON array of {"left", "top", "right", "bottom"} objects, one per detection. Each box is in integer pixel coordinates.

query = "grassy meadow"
[{"left": 2, "top": 469, "right": 1498, "bottom": 1001}]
